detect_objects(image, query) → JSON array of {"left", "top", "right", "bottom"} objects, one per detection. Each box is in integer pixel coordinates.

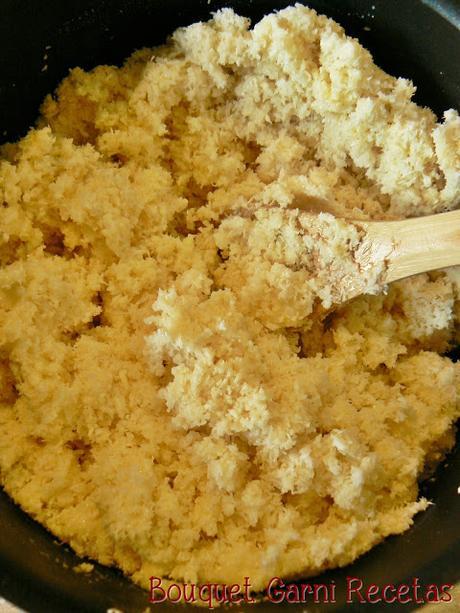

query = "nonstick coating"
[{"left": 0, "top": 1, "right": 459, "bottom": 612}]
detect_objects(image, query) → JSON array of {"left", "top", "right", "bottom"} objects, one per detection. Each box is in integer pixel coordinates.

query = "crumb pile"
[
  {"left": 214, "top": 207, "right": 388, "bottom": 314},
  {"left": 0, "top": 5, "right": 459, "bottom": 592}
]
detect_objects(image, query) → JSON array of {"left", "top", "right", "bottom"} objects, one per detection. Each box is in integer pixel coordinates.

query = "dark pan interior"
[{"left": 0, "top": 1, "right": 459, "bottom": 611}]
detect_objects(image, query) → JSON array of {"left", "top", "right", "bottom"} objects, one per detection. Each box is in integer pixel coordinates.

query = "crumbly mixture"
[
  {"left": 1, "top": 5, "right": 459, "bottom": 593},
  {"left": 215, "top": 208, "right": 389, "bottom": 314}
]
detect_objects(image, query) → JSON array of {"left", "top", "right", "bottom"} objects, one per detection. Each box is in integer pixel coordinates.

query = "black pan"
[{"left": 0, "top": 1, "right": 459, "bottom": 611}]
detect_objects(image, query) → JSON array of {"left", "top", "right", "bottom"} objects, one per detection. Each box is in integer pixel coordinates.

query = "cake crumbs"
[
  {"left": 74, "top": 562, "right": 95, "bottom": 574},
  {"left": 0, "top": 4, "right": 459, "bottom": 600}
]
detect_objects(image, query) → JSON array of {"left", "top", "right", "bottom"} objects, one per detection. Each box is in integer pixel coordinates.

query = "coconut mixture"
[{"left": 0, "top": 5, "right": 459, "bottom": 593}]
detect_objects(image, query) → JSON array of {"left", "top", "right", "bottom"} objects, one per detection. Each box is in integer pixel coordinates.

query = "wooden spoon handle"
[{"left": 356, "top": 209, "right": 460, "bottom": 284}]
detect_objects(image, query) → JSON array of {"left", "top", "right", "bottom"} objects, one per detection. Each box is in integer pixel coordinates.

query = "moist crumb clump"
[{"left": 0, "top": 4, "right": 459, "bottom": 594}]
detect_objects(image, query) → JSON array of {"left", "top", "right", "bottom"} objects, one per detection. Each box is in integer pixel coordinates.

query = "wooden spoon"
[
  {"left": 350, "top": 209, "right": 460, "bottom": 300},
  {"left": 287, "top": 199, "right": 460, "bottom": 303},
  {"left": 224, "top": 201, "right": 460, "bottom": 305}
]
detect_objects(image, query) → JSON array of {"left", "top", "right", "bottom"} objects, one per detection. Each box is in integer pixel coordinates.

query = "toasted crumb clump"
[
  {"left": 74, "top": 562, "right": 94, "bottom": 574},
  {"left": 0, "top": 5, "right": 459, "bottom": 595}
]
